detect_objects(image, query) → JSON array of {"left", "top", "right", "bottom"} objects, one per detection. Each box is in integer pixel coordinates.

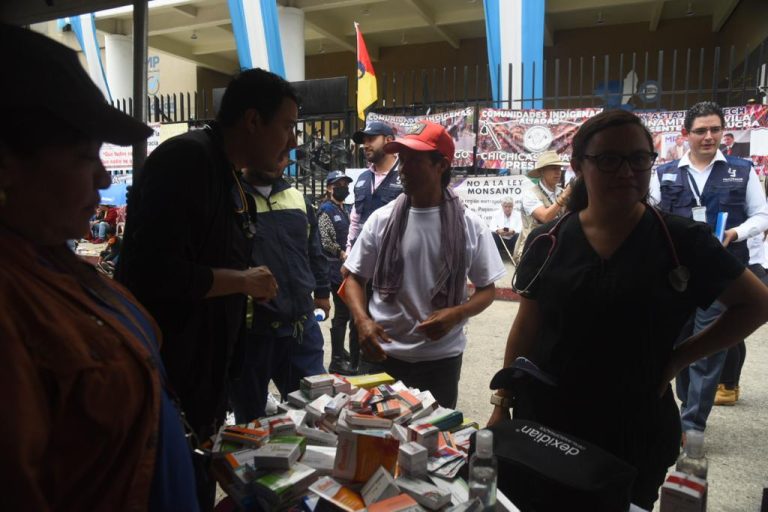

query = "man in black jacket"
[{"left": 117, "top": 69, "right": 298, "bottom": 442}]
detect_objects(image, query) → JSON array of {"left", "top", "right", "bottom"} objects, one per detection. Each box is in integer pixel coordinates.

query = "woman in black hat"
[
  {"left": 488, "top": 109, "right": 768, "bottom": 508},
  {"left": 0, "top": 24, "right": 198, "bottom": 511}
]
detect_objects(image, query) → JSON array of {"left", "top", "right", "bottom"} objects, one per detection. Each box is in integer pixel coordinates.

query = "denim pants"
[
  {"left": 229, "top": 314, "right": 326, "bottom": 423},
  {"left": 676, "top": 300, "right": 727, "bottom": 432},
  {"left": 92, "top": 221, "right": 109, "bottom": 239}
]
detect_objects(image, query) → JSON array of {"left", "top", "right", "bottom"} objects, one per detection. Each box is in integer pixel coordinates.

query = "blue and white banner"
[
  {"left": 483, "top": 0, "right": 544, "bottom": 109},
  {"left": 61, "top": 14, "right": 112, "bottom": 101},
  {"left": 227, "top": 0, "right": 285, "bottom": 77}
]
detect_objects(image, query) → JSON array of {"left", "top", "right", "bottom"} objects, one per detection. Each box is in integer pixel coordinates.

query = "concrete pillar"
[
  {"left": 278, "top": 6, "right": 305, "bottom": 82},
  {"left": 105, "top": 34, "right": 134, "bottom": 102}
]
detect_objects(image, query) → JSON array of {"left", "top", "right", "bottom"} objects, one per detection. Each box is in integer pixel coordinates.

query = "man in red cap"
[{"left": 343, "top": 121, "right": 505, "bottom": 407}]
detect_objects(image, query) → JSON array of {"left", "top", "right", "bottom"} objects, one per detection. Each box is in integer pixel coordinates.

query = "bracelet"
[{"left": 490, "top": 393, "right": 511, "bottom": 408}]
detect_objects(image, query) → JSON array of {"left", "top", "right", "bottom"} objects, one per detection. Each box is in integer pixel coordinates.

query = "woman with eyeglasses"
[{"left": 487, "top": 109, "right": 768, "bottom": 509}]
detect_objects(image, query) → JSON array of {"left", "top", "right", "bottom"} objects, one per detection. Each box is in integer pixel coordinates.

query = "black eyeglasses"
[
  {"left": 689, "top": 126, "right": 723, "bottom": 136},
  {"left": 582, "top": 151, "right": 658, "bottom": 173}
]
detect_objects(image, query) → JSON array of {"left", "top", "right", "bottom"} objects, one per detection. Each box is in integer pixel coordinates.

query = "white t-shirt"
[
  {"left": 490, "top": 207, "right": 522, "bottom": 238},
  {"left": 344, "top": 201, "right": 506, "bottom": 363}
]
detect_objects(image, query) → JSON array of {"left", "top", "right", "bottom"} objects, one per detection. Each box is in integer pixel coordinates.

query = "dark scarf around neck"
[{"left": 372, "top": 188, "right": 467, "bottom": 309}]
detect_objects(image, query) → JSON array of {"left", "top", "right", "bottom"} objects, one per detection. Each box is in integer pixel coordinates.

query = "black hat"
[
  {"left": 0, "top": 23, "right": 153, "bottom": 146},
  {"left": 352, "top": 120, "right": 396, "bottom": 144}
]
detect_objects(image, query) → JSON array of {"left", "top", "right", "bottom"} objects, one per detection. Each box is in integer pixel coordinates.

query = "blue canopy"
[{"left": 100, "top": 181, "right": 129, "bottom": 206}]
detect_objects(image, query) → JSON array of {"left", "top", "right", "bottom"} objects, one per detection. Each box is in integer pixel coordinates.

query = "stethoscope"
[
  {"left": 231, "top": 167, "right": 257, "bottom": 239},
  {"left": 511, "top": 206, "right": 690, "bottom": 295}
]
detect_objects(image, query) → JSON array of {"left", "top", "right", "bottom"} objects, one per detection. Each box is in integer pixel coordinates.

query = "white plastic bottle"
[
  {"left": 314, "top": 308, "right": 327, "bottom": 322},
  {"left": 468, "top": 429, "right": 497, "bottom": 510},
  {"left": 676, "top": 430, "right": 708, "bottom": 479}
]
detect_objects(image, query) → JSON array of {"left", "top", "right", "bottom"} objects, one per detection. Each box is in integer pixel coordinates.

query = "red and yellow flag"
[{"left": 355, "top": 22, "right": 377, "bottom": 120}]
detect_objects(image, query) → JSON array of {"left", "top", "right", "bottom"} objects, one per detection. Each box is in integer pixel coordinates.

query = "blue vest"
[
  {"left": 656, "top": 156, "right": 752, "bottom": 264},
  {"left": 353, "top": 166, "right": 402, "bottom": 228},
  {"left": 318, "top": 199, "right": 350, "bottom": 287}
]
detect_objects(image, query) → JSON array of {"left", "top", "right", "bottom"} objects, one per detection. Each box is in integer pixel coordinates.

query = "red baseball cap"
[{"left": 383, "top": 121, "right": 455, "bottom": 165}]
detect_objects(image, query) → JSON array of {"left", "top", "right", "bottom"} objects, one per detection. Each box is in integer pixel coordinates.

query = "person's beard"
[{"left": 367, "top": 147, "right": 386, "bottom": 164}]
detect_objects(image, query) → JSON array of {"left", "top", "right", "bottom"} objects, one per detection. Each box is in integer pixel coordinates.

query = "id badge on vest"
[{"left": 692, "top": 206, "right": 707, "bottom": 223}]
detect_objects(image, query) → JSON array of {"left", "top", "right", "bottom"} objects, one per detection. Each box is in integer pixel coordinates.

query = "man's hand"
[
  {"left": 243, "top": 266, "right": 278, "bottom": 301},
  {"left": 657, "top": 348, "right": 684, "bottom": 397},
  {"left": 722, "top": 229, "right": 738, "bottom": 247},
  {"left": 487, "top": 405, "right": 511, "bottom": 427},
  {"left": 314, "top": 297, "right": 331, "bottom": 318},
  {"left": 357, "top": 317, "right": 390, "bottom": 362},
  {"left": 340, "top": 266, "right": 351, "bottom": 278},
  {"left": 340, "top": 250, "right": 348, "bottom": 262},
  {"left": 416, "top": 307, "right": 464, "bottom": 341}
]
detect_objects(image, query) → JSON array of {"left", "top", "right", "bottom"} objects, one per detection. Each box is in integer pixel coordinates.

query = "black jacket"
[
  {"left": 117, "top": 124, "right": 251, "bottom": 438},
  {"left": 244, "top": 178, "right": 330, "bottom": 323}
]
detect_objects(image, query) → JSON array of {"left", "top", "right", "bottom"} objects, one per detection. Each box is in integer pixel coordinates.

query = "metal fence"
[
  {"left": 369, "top": 41, "right": 768, "bottom": 114},
  {"left": 111, "top": 40, "right": 768, "bottom": 202}
]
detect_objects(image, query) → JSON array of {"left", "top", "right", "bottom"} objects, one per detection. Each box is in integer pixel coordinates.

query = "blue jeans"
[
  {"left": 676, "top": 300, "right": 727, "bottom": 432},
  {"left": 229, "top": 313, "right": 325, "bottom": 423},
  {"left": 92, "top": 221, "right": 109, "bottom": 239}
]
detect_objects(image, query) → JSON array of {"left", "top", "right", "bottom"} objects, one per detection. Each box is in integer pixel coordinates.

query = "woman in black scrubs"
[{"left": 488, "top": 110, "right": 768, "bottom": 508}]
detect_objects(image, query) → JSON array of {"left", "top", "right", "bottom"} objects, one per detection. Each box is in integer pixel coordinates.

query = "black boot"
[
  {"left": 329, "top": 324, "right": 354, "bottom": 375},
  {"left": 329, "top": 356, "right": 356, "bottom": 375}
]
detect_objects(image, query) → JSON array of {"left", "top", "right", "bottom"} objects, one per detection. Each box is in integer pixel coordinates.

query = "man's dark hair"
[
  {"left": 217, "top": 68, "right": 300, "bottom": 127},
  {"left": 724, "top": 132, "right": 735, "bottom": 138},
  {"left": 425, "top": 150, "right": 453, "bottom": 188},
  {"left": 684, "top": 101, "right": 725, "bottom": 132}
]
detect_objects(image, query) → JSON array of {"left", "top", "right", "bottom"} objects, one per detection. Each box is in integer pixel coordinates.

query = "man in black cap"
[
  {"left": 347, "top": 120, "right": 402, "bottom": 250},
  {"left": 318, "top": 171, "right": 356, "bottom": 374}
]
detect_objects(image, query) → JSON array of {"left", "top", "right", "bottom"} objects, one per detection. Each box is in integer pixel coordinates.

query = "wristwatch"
[{"left": 490, "top": 393, "right": 511, "bottom": 408}]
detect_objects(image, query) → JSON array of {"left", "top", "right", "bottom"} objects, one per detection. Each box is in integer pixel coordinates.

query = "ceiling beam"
[
  {"left": 403, "top": 0, "right": 459, "bottom": 49},
  {"left": 149, "top": 35, "right": 239, "bottom": 75},
  {"left": 649, "top": 0, "right": 664, "bottom": 31},
  {"left": 304, "top": 18, "right": 356, "bottom": 53},
  {"left": 146, "top": 4, "right": 231, "bottom": 37},
  {"left": 95, "top": 18, "right": 125, "bottom": 35},
  {"left": 547, "top": 0, "right": 669, "bottom": 15},
  {"left": 712, "top": 0, "right": 740, "bottom": 32},
  {"left": 290, "top": 0, "right": 389, "bottom": 13},
  {"left": 193, "top": 40, "right": 237, "bottom": 55},
  {"left": 172, "top": 5, "right": 198, "bottom": 19},
  {"left": 95, "top": 0, "right": 192, "bottom": 19}
]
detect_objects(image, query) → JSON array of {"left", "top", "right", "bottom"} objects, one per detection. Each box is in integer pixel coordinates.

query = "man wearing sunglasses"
[{"left": 651, "top": 101, "right": 768, "bottom": 437}]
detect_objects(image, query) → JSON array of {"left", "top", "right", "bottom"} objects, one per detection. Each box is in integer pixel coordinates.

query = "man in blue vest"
[
  {"left": 652, "top": 101, "right": 768, "bottom": 435},
  {"left": 346, "top": 121, "right": 402, "bottom": 251},
  {"left": 344, "top": 121, "right": 402, "bottom": 372},
  {"left": 318, "top": 171, "right": 356, "bottom": 374}
]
